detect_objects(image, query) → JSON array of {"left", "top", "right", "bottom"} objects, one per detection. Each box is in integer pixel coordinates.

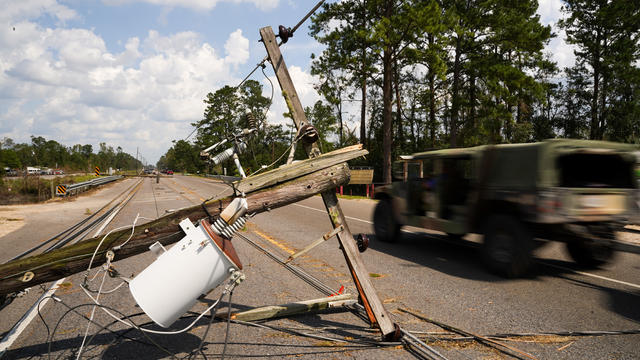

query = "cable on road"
[
  {"left": 399, "top": 308, "right": 538, "bottom": 360},
  {"left": 46, "top": 302, "right": 176, "bottom": 360},
  {"left": 149, "top": 177, "right": 161, "bottom": 219},
  {"left": 234, "top": 232, "right": 452, "bottom": 359},
  {"left": 451, "top": 328, "right": 640, "bottom": 340}
]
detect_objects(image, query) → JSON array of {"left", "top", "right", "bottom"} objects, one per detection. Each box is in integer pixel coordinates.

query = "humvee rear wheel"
[
  {"left": 565, "top": 224, "right": 615, "bottom": 268},
  {"left": 482, "top": 215, "right": 533, "bottom": 278},
  {"left": 373, "top": 199, "right": 401, "bottom": 243}
]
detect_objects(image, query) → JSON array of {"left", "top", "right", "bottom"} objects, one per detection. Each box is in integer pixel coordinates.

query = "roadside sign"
[
  {"left": 94, "top": 166, "right": 100, "bottom": 176},
  {"left": 349, "top": 167, "right": 374, "bottom": 185},
  {"left": 56, "top": 185, "right": 67, "bottom": 196}
]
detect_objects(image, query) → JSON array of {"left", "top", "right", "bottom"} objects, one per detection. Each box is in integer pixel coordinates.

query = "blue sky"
[{"left": 1, "top": 0, "right": 571, "bottom": 164}]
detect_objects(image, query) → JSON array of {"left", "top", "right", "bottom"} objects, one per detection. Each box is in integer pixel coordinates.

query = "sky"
[{"left": 1, "top": 0, "right": 575, "bottom": 165}]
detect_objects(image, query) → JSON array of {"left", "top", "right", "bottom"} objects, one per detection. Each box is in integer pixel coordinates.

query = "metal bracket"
[{"left": 285, "top": 226, "right": 344, "bottom": 263}]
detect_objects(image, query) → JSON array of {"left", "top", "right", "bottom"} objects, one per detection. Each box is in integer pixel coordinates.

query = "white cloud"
[
  {"left": 224, "top": 29, "right": 249, "bottom": 67},
  {"left": 101, "top": 0, "right": 279, "bottom": 11},
  {"left": 0, "top": 0, "right": 78, "bottom": 23},
  {"left": 537, "top": 0, "right": 564, "bottom": 24},
  {"left": 0, "top": 3, "right": 253, "bottom": 163},
  {"left": 536, "top": 0, "right": 577, "bottom": 72}
]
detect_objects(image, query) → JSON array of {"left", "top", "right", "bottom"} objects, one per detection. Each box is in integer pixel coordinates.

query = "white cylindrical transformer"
[{"left": 129, "top": 218, "right": 243, "bottom": 328}]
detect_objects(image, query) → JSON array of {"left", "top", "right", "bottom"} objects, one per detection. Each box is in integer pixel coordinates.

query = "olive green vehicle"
[{"left": 373, "top": 139, "right": 639, "bottom": 277}]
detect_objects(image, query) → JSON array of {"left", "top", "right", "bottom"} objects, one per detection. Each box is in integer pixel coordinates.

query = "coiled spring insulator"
[{"left": 212, "top": 215, "right": 248, "bottom": 239}]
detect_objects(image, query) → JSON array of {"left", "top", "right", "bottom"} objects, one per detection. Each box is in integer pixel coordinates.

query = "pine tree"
[{"left": 559, "top": 0, "right": 640, "bottom": 141}]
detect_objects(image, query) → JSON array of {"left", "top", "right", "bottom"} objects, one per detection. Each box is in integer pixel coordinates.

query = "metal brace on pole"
[
  {"left": 285, "top": 226, "right": 344, "bottom": 263},
  {"left": 259, "top": 26, "right": 397, "bottom": 340}
]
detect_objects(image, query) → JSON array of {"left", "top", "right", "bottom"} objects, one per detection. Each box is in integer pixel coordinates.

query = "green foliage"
[
  {"left": 310, "top": 0, "right": 556, "bottom": 182},
  {"left": 161, "top": 80, "right": 307, "bottom": 176},
  {"left": 559, "top": 0, "right": 640, "bottom": 141},
  {"left": 305, "top": 101, "right": 338, "bottom": 153}
]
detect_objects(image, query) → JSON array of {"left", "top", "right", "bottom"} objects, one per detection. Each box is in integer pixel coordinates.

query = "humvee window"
[
  {"left": 557, "top": 153, "right": 636, "bottom": 189},
  {"left": 407, "top": 162, "right": 421, "bottom": 180}
]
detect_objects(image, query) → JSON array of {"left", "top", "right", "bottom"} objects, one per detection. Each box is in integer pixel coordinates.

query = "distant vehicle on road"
[
  {"left": 53, "top": 169, "right": 64, "bottom": 175},
  {"left": 166, "top": 170, "right": 174, "bottom": 175},
  {"left": 3, "top": 168, "right": 18, "bottom": 176},
  {"left": 374, "top": 139, "right": 639, "bottom": 277},
  {"left": 26, "top": 167, "right": 39, "bottom": 175}
]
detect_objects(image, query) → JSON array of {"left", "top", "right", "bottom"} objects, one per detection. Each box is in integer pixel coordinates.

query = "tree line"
[
  {"left": 0, "top": 136, "right": 142, "bottom": 174},
  {"left": 159, "top": 0, "right": 639, "bottom": 183}
]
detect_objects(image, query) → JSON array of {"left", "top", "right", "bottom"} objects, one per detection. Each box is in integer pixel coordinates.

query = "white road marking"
[
  {"left": 541, "top": 262, "right": 640, "bottom": 290},
  {"left": 293, "top": 203, "right": 373, "bottom": 224},
  {"left": 0, "top": 279, "right": 66, "bottom": 355},
  {"left": 293, "top": 203, "right": 640, "bottom": 290}
]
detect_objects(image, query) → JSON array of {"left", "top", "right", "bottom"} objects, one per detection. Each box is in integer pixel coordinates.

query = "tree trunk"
[
  {"left": 394, "top": 59, "right": 403, "bottom": 153},
  {"left": 468, "top": 70, "right": 476, "bottom": 146},
  {"left": 360, "top": 0, "right": 368, "bottom": 148},
  {"left": 381, "top": 1, "right": 394, "bottom": 185},
  {"left": 360, "top": 76, "right": 367, "bottom": 147},
  {"left": 337, "top": 95, "right": 344, "bottom": 146},
  {"left": 382, "top": 54, "right": 393, "bottom": 184},
  {"left": 590, "top": 31, "right": 601, "bottom": 140},
  {"left": 428, "top": 33, "right": 437, "bottom": 148},
  {"left": 599, "top": 31, "right": 609, "bottom": 139},
  {"left": 409, "top": 101, "right": 416, "bottom": 152},
  {"left": 451, "top": 34, "right": 462, "bottom": 147}
]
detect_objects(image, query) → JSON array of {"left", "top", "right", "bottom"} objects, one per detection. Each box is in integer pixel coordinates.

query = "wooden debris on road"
[{"left": 222, "top": 293, "right": 355, "bottom": 322}]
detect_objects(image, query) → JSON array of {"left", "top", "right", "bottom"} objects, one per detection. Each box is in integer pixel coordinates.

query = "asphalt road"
[{"left": 1, "top": 174, "right": 639, "bottom": 359}]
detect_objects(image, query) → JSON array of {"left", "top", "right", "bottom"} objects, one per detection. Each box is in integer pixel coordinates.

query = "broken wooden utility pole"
[
  {"left": 0, "top": 146, "right": 366, "bottom": 297},
  {"left": 260, "top": 26, "right": 397, "bottom": 340},
  {"left": 227, "top": 293, "right": 356, "bottom": 322}
]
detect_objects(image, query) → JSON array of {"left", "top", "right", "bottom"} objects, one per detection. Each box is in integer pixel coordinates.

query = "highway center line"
[{"left": 292, "top": 203, "right": 640, "bottom": 291}]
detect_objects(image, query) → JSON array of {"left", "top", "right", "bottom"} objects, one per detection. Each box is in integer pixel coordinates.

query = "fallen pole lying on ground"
[
  {"left": 0, "top": 145, "right": 366, "bottom": 297},
  {"left": 225, "top": 294, "right": 356, "bottom": 322}
]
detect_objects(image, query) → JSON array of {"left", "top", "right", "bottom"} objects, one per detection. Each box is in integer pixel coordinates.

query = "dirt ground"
[{"left": 0, "top": 181, "right": 130, "bottom": 242}]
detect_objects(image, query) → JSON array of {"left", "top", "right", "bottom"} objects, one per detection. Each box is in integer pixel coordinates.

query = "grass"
[
  {"left": 335, "top": 194, "right": 372, "bottom": 200},
  {"left": 0, "top": 174, "right": 105, "bottom": 204}
]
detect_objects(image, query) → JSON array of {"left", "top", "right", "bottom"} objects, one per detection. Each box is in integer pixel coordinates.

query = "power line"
[{"left": 183, "top": 0, "right": 326, "bottom": 142}]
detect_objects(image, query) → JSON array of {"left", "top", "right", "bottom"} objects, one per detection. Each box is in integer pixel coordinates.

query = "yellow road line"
[{"left": 252, "top": 229, "right": 296, "bottom": 255}]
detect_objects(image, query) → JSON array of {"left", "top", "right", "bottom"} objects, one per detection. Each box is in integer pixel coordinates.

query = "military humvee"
[{"left": 373, "top": 139, "right": 638, "bottom": 277}]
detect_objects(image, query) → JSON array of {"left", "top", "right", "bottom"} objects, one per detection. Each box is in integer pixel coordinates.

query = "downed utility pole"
[
  {"left": 227, "top": 293, "right": 356, "bottom": 322},
  {"left": 0, "top": 145, "right": 365, "bottom": 297},
  {"left": 260, "top": 26, "right": 397, "bottom": 340}
]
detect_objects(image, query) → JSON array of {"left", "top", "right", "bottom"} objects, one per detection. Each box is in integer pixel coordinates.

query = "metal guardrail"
[
  {"left": 205, "top": 174, "right": 241, "bottom": 182},
  {"left": 56, "top": 175, "right": 122, "bottom": 196}
]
